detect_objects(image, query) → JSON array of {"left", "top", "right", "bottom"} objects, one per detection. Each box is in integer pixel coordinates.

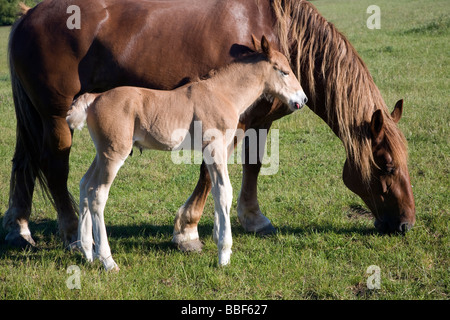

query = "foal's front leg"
[
  {"left": 172, "top": 161, "right": 210, "bottom": 252},
  {"left": 204, "top": 145, "right": 233, "bottom": 266}
]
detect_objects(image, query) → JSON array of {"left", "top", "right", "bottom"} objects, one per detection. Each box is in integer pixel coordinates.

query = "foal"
[{"left": 67, "top": 35, "right": 307, "bottom": 271}]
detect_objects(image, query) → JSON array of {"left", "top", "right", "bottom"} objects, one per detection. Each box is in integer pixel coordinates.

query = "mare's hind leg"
[
  {"left": 3, "top": 103, "right": 41, "bottom": 247},
  {"left": 3, "top": 151, "right": 36, "bottom": 247},
  {"left": 40, "top": 116, "right": 79, "bottom": 245},
  {"left": 172, "top": 161, "right": 211, "bottom": 252}
]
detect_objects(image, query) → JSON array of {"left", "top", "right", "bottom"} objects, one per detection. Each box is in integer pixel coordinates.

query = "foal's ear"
[
  {"left": 391, "top": 99, "right": 403, "bottom": 123},
  {"left": 261, "top": 35, "right": 272, "bottom": 58},
  {"left": 370, "top": 109, "right": 385, "bottom": 140},
  {"left": 251, "top": 34, "right": 261, "bottom": 51}
]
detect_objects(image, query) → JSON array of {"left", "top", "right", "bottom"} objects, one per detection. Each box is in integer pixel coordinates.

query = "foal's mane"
[
  {"left": 271, "top": 0, "right": 407, "bottom": 182},
  {"left": 196, "top": 49, "right": 269, "bottom": 83}
]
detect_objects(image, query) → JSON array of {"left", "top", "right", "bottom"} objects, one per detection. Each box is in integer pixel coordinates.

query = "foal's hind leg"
[
  {"left": 85, "top": 155, "right": 125, "bottom": 271},
  {"left": 77, "top": 158, "right": 98, "bottom": 262}
]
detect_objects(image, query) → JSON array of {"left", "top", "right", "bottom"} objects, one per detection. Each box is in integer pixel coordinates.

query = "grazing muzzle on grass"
[{"left": 343, "top": 100, "right": 416, "bottom": 235}]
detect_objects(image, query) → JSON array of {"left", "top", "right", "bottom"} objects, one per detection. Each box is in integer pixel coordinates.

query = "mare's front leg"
[
  {"left": 40, "top": 116, "right": 79, "bottom": 245},
  {"left": 237, "top": 122, "right": 277, "bottom": 235}
]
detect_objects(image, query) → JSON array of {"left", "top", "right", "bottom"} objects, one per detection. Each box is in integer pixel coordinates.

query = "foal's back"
[{"left": 84, "top": 86, "right": 190, "bottom": 155}]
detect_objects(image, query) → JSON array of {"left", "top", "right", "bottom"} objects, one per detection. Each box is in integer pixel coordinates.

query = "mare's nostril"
[{"left": 399, "top": 222, "right": 411, "bottom": 234}]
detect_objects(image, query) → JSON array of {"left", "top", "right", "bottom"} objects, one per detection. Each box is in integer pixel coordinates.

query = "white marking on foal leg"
[
  {"left": 206, "top": 146, "right": 233, "bottom": 266},
  {"left": 78, "top": 194, "right": 94, "bottom": 262},
  {"left": 78, "top": 160, "right": 97, "bottom": 262}
]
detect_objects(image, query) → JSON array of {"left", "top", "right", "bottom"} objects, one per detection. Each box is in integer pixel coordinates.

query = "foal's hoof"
[
  {"left": 256, "top": 223, "right": 277, "bottom": 237},
  {"left": 103, "top": 257, "right": 120, "bottom": 272},
  {"left": 5, "top": 232, "right": 36, "bottom": 248},
  {"left": 218, "top": 249, "right": 232, "bottom": 266},
  {"left": 176, "top": 239, "right": 204, "bottom": 253},
  {"left": 108, "top": 265, "right": 120, "bottom": 273}
]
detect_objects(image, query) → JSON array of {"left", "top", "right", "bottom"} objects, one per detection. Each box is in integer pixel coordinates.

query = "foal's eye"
[{"left": 279, "top": 70, "right": 289, "bottom": 77}]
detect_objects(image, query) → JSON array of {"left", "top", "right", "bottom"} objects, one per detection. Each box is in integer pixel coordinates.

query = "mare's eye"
[
  {"left": 279, "top": 70, "right": 289, "bottom": 77},
  {"left": 385, "top": 165, "right": 396, "bottom": 175}
]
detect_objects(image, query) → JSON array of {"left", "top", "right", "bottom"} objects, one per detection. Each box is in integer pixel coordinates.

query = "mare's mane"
[{"left": 271, "top": 0, "right": 407, "bottom": 182}]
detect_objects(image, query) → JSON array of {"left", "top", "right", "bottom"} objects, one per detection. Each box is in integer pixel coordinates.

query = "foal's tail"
[
  {"left": 18, "top": 2, "right": 31, "bottom": 16},
  {"left": 66, "top": 93, "right": 97, "bottom": 130}
]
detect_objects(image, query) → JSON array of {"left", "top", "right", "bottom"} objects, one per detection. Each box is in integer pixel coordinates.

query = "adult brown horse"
[{"left": 4, "top": 0, "right": 415, "bottom": 250}]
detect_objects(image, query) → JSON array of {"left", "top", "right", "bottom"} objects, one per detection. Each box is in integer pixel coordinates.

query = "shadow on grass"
[
  {"left": 0, "top": 213, "right": 380, "bottom": 256},
  {"left": 275, "top": 223, "right": 378, "bottom": 237}
]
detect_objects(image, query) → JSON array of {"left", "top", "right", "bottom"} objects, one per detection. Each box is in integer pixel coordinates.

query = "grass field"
[{"left": 0, "top": 0, "right": 448, "bottom": 300}]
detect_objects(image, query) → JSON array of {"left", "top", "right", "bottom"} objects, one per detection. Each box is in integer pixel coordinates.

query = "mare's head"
[
  {"left": 269, "top": 0, "right": 415, "bottom": 234},
  {"left": 251, "top": 35, "right": 308, "bottom": 111},
  {"left": 343, "top": 100, "right": 416, "bottom": 234}
]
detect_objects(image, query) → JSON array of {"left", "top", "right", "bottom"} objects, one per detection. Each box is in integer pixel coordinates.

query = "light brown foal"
[{"left": 66, "top": 36, "right": 307, "bottom": 270}]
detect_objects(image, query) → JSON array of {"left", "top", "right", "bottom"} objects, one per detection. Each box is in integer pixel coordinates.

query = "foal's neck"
[{"left": 204, "top": 60, "right": 268, "bottom": 114}]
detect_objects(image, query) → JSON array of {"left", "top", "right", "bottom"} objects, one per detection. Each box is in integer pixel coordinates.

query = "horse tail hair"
[
  {"left": 7, "top": 14, "right": 50, "bottom": 206},
  {"left": 66, "top": 93, "right": 97, "bottom": 130}
]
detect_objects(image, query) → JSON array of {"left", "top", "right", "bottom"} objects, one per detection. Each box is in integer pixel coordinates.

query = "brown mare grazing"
[
  {"left": 66, "top": 36, "right": 306, "bottom": 270},
  {"left": 5, "top": 0, "right": 415, "bottom": 250}
]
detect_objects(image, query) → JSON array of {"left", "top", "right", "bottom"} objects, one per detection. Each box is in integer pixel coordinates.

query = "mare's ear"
[
  {"left": 251, "top": 34, "right": 261, "bottom": 51},
  {"left": 370, "top": 109, "right": 385, "bottom": 141},
  {"left": 261, "top": 35, "right": 272, "bottom": 58},
  {"left": 391, "top": 99, "right": 403, "bottom": 123}
]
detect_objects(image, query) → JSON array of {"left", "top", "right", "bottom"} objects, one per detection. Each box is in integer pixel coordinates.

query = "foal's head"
[{"left": 252, "top": 35, "right": 308, "bottom": 111}]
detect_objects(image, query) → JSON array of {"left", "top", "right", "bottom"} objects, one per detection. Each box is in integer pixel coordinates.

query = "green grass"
[{"left": 0, "top": 0, "right": 448, "bottom": 300}]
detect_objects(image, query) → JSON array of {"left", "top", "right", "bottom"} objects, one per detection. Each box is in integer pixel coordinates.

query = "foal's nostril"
[{"left": 303, "top": 96, "right": 308, "bottom": 104}]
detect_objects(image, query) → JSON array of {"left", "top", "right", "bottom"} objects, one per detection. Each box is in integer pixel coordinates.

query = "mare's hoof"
[
  {"left": 66, "top": 242, "right": 82, "bottom": 252},
  {"left": 256, "top": 223, "right": 277, "bottom": 237},
  {"left": 64, "top": 234, "right": 81, "bottom": 251},
  {"left": 176, "top": 239, "right": 204, "bottom": 253},
  {"left": 5, "top": 232, "right": 36, "bottom": 248}
]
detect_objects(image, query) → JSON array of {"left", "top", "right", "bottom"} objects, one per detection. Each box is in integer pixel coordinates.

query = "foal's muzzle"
[{"left": 290, "top": 91, "right": 308, "bottom": 111}]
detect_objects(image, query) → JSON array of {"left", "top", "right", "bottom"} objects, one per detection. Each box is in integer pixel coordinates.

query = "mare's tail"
[
  {"left": 66, "top": 93, "right": 97, "bottom": 130},
  {"left": 6, "top": 4, "right": 49, "bottom": 208}
]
